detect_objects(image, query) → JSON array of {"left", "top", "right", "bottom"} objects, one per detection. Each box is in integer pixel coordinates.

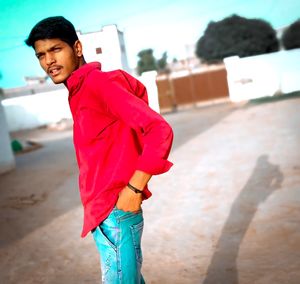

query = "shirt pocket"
[{"left": 76, "top": 108, "right": 117, "bottom": 144}]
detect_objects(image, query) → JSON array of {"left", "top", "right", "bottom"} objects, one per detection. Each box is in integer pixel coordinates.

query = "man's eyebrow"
[
  {"left": 48, "top": 44, "right": 62, "bottom": 51},
  {"left": 35, "top": 44, "right": 62, "bottom": 56}
]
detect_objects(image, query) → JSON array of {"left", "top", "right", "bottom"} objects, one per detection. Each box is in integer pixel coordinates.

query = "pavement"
[{"left": 0, "top": 94, "right": 300, "bottom": 284}]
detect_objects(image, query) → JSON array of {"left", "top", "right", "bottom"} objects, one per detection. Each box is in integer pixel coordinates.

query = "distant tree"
[
  {"left": 157, "top": 52, "right": 169, "bottom": 73},
  {"left": 282, "top": 19, "right": 300, "bottom": 50},
  {"left": 196, "top": 14, "right": 279, "bottom": 63},
  {"left": 137, "top": 49, "right": 157, "bottom": 75}
]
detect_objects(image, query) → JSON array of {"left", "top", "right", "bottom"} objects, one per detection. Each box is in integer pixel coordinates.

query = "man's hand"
[
  {"left": 116, "top": 186, "right": 142, "bottom": 212},
  {"left": 116, "top": 170, "right": 151, "bottom": 212}
]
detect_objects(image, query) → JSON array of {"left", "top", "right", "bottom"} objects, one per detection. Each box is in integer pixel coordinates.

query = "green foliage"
[
  {"left": 196, "top": 14, "right": 279, "bottom": 63},
  {"left": 137, "top": 49, "right": 157, "bottom": 75},
  {"left": 157, "top": 52, "right": 168, "bottom": 71},
  {"left": 136, "top": 49, "right": 168, "bottom": 75},
  {"left": 282, "top": 19, "right": 300, "bottom": 50}
]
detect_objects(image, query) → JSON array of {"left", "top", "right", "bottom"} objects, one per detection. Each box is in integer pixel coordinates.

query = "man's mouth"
[{"left": 48, "top": 66, "right": 62, "bottom": 77}]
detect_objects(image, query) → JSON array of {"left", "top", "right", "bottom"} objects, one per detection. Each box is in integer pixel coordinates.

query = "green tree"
[
  {"left": 196, "top": 14, "right": 279, "bottom": 63},
  {"left": 157, "top": 52, "right": 168, "bottom": 72},
  {"left": 137, "top": 49, "right": 157, "bottom": 75},
  {"left": 282, "top": 19, "right": 300, "bottom": 50}
]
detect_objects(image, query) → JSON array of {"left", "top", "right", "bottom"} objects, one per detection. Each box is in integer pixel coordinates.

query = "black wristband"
[{"left": 127, "top": 183, "right": 143, "bottom": 194}]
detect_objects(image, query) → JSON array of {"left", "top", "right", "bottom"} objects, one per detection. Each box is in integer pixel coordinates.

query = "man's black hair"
[{"left": 25, "top": 16, "right": 79, "bottom": 48}]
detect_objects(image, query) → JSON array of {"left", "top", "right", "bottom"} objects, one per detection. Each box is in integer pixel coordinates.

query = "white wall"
[
  {"left": 0, "top": 102, "right": 15, "bottom": 174},
  {"left": 139, "top": 71, "right": 160, "bottom": 113},
  {"left": 2, "top": 73, "right": 161, "bottom": 132},
  {"left": 2, "top": 89, "right": 71, "bottom": 132},
  {"left": 224, "top": 49, "right": 300, "bottom": 102}
]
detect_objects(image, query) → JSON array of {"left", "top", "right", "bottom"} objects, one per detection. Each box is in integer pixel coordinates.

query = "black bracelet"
[{"left": 127, "top": 183, "right": 143, "bottom": 194}]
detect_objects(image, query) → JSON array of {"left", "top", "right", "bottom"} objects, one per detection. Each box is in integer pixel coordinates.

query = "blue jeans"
[{"left": 92, "top": 207, "right": 145, "bottom": 284}]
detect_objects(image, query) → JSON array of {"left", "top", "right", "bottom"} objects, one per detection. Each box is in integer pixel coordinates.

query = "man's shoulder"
[
  {"left": 99, "top": 69, "right": 141, "bottom": 91},
  {"left": 86, "top": 68, "right": 129, "bottom": 83},
  {"left": 85, "top": 67, "right": 146, "bottom": 100},
  {"left": 106, "top": 69, "right": 138, "bottom": 83}
]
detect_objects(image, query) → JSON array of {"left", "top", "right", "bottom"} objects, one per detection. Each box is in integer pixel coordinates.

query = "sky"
[{"left": 0, "top": 0, "right": 300, "bottom": 88}]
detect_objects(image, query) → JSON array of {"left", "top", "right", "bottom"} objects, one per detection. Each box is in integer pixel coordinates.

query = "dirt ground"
[{"left": 0, "top": 95, "right": 300, "bottom": 284}]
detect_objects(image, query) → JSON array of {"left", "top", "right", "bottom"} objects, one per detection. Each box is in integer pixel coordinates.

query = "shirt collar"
[{"left": 66, "top": 62, "right": 101, "bottom": 94}]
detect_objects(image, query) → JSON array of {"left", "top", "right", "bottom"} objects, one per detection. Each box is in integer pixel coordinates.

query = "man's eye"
[
  {"left": 54, "top": 47, "right": 61, "bottom": 52},
  {"left": 37, "top": 54, "right": 44, "bottom": 60}
]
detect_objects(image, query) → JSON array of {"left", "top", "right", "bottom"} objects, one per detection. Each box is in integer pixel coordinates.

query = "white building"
[{"left": 77, "top": 25, "right": 130, "bottom": 72}]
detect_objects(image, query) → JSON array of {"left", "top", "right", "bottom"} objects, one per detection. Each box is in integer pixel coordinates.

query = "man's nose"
[{"left": 45, "top": 54, "right": 55, "bottom": 66}]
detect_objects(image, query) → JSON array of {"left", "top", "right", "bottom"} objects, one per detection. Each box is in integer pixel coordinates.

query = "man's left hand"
[{"left": 116, "top": 186, "right": 142, "bottom": 212}]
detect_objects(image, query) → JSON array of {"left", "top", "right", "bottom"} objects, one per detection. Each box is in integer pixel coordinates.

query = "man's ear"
[{"left": 73, "top": 40, "right": 83, "bottom": 57}]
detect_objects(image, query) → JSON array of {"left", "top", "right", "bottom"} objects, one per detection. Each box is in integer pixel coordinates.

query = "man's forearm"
[{"left": 128, "top": 170, "right": 152, "bottom": 191}]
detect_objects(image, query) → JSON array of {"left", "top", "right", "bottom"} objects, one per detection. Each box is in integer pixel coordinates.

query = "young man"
[{"left": 26, "top": 16, "right": 173, "bottom": 283}]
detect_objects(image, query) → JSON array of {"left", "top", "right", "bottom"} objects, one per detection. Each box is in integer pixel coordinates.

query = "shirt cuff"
[{"left": 136, "top": 154, "right": 173, "bottom": 175}]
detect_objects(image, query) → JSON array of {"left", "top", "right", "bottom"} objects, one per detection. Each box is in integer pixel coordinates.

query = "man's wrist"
[{"left": 127, "top": 183, "right": 143, "bottom": 194}]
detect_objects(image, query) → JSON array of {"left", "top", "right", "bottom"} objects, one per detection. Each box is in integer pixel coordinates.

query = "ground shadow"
[{"left": 203, "top": 154, "right": 284, "bottom": 284}]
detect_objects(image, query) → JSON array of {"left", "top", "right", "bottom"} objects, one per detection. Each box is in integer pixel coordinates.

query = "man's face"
[{"left": 34, "top": 38, "right": 83, "bottom": 84}]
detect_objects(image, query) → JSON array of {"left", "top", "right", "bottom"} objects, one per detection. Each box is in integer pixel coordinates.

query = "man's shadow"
[{"left": 203, "top": 154, "right": 284, "bottom": 284}]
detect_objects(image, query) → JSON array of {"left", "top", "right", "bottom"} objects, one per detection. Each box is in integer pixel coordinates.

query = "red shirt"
[{"left": 66, "top": 62, "right": 173, "bottom": 237}]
